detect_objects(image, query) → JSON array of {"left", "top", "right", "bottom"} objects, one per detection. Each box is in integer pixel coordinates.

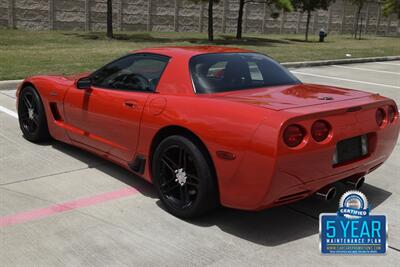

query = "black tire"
[
  {"left": 152, "top": 135, "right": 218, "bottom": 218},
  {"left": 18, "top": 86, "right": 51, "bottom": 142}
]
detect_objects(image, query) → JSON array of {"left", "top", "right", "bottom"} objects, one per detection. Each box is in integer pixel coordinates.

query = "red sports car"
[{"left": 17, "top": 46, "right": 399, "bottom": 218}]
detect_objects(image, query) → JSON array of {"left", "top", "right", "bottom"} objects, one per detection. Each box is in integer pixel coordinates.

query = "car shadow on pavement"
[
  {"left": 181, "top": 182, "right": 391, "bottom": 247},
  {"left": 47, "top": 140, "right": 158, "bottom": 199},
  {"left": 45, "top": 140, "right": 391, "bottom": 247}
]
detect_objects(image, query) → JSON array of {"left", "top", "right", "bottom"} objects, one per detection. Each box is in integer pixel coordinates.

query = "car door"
[{"left": 63, "top": 53, "right": 170, "bottom": 162}]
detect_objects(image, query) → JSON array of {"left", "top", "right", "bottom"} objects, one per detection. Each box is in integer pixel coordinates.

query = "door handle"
[{"left": 124, "top": 101, "right": 136, "bottom": 109}]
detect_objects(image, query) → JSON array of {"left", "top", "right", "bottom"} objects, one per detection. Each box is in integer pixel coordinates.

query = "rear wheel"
[
  {"left": 18, "top": 86, "right": 50, "bottom": 142},
  {"left": 152, "top": 135, "right": 218, "bottom": 218}
]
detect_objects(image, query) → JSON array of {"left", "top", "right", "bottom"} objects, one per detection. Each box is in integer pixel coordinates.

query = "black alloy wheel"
[
  {"left": 152, "top": 135, "right": 218, "bottom": 218},
  {"left": 18, "top": 86, "right": 50, "bottom": 142}
]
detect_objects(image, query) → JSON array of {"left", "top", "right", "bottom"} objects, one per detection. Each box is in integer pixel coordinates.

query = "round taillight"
[
  {"left": 376, "top": 108, "right": 386, "bottom": 126},
  {"left": 388, "top": 105, "right": 396, "bottom": 123},
  {"left": 311, "top": 120, "right": 331, "bottom": 142},
  {"left": 283, "top": 125, "right": 305, "bottom": 147}
]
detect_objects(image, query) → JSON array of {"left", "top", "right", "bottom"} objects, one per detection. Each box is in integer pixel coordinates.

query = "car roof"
[{"left": 130, "top": 46, "right": 253, "bottom": 58}]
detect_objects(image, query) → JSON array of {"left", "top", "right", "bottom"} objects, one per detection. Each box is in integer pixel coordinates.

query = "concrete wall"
[{"left": 0, "top": 0, "right": 399, "bottom": 36}]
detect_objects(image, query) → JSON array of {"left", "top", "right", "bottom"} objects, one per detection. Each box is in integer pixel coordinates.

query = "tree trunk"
[
  {"left": 236, "top": 0, "right": 245, "bottom": 39},
  {"left": 358, "top": 13, "right": 363, "bottom": 40},
  {"left": 208, "top": 0, "right": 214, "bottom": 41},
  {"left": 305, "top": 10, "right": 311, "bottom": 41},
  {"left": 354, "top": 6, "right": 362, "bottom": 39},
  {"left": 107, "top": 0, "right": 113, "bottom": 38},
  {"left": 354, "top": 10, "right": 359, "bottom": 39}
]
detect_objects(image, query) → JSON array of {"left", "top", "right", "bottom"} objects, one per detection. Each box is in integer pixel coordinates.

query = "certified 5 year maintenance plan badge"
[{"left": 319, "top": 190, "right": 387, "bottom": 254}]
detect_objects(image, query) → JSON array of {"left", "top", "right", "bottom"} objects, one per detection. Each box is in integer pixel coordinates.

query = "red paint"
[
  {"left": 16, "top": 46, "right": 400, "bottom": 211},
  {"left": 0, "top": 187, "right": 138, "bottom": 227}
]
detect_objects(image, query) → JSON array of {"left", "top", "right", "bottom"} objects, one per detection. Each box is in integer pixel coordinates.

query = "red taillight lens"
[
  {"left": 283, "top": 125, "right": 305, "bottom": 147},
  {"left": 376, "top": 108, "right": 385, "bottom": 126},
  {"left": 311, "top": 120, "right": 331, "bottom": 142},
  {"left": 388, "top": 105, "right": 396, "bottom": 123}
]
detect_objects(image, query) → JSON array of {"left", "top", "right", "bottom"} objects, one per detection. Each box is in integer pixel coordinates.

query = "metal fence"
[{"left": 0, "top": 0, "right": 399, "bottom": 36}]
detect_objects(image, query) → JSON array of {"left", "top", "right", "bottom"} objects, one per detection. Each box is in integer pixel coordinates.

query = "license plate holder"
[{"left": 334, "top": 135, "right": 368, "bottom": 165}]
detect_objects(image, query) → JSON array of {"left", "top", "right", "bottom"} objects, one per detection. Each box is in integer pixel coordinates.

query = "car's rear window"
[{"left": 190, "top": 53, "right": 300, "bottom": 94}]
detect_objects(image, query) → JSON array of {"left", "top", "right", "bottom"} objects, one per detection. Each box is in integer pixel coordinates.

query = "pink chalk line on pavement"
[{"left": 0, "top": 187, "right": 139, "bottom": 227}]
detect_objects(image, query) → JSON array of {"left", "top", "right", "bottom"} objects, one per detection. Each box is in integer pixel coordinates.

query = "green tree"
[
  {"left": 381, "top": 0, "right": 400, "bottom": 18},
  {"left": 236, "top": 0, "right": 293, "bottom": 39},
  {"left": 107, "top": 0, "right": 113, "bottom": 38},
  {"left": 192, "top": 0, "right": 220, "bottom": 41},
  {"left": 291, "top": 0, "right": 335, "bottom": 41}
]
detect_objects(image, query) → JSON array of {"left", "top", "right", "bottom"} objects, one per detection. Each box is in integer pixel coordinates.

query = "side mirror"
[{"left": 76, "top": 77, "right": 92, "bottom": 89}]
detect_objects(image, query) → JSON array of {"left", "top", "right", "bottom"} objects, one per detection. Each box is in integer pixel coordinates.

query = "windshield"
[{"left": 190, "top": 53, "right": 300, "bottom": 94}]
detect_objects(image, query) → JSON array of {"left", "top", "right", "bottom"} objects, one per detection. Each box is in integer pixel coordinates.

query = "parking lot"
[{"left": 1, "top": 61, "right": 399, "bottom": 266}]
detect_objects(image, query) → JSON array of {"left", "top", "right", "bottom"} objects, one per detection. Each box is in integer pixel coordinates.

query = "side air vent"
[
  {"left": 275, "top": 190, "right": 310, "bottom": 205},
  {"left": 369, "top": 162, "right": 383, "bottom": 173},
  {"left": 346, "top": 106, "right": 362, "bottom": 112},
  {"left": 49, "top": 102, "right": 62, "bottom": 121},
  {"left": 129, "top": 155, "right": 146, "bottom": 174}
]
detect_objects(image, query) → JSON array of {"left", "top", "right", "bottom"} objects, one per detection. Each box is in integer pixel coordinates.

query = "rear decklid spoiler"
[{"left": 208, "top": 83, "right": 372, "bottom": 111}]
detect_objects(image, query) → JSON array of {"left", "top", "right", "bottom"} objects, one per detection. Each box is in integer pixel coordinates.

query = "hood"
[
  {"left": 28, "top": 72, "right": 91, "bottom": 82},
  {"left": 208, "top": 83, "right": 372, "bottom": 111},
  {"left": 42, "top": 72, "right": 92, "bottom": 86},
  {"left": 65, "top": 71, "right": 92, "bottom": 81}
]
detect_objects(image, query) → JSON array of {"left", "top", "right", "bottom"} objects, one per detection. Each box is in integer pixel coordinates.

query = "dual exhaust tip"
[
  {"left": 315, "top": 176, "right": 365, "bottom": 201},
  {"left": 315, "top": 186, "right": 337, "bottom": 201},
  {"left": 344, "top": 176, "right": 365, "bottom": 190}
]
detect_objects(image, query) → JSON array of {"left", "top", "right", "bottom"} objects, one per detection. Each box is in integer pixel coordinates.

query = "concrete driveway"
[{"left": 0, "top": 61, "right": 399, "bottom": 266}]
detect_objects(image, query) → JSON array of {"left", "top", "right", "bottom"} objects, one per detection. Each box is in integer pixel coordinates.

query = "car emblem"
[
  {"left": 175, "top": 168, "right": 187, "bottom": 186},
  {"left": 318, "top": 96, "right": 334, "bottom": 100}
]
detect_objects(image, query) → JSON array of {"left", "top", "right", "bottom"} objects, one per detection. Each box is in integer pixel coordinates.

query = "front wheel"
[
  {"left": 152, "top": 135, "right": 218, "bottom": 218},
  {"left": 18, "top": 86, "right": 50, "bottom": 142}
]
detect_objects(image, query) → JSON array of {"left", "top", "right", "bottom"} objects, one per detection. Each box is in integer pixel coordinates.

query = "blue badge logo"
[
  {"left": 338, "top": 191, "right": 369, "bottom": 219},
  {"left": 320, "top": 190, "right": 387, "bottom": 254}
]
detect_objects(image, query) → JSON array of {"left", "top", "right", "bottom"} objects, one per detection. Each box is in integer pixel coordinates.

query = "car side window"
[{"left": 91, "top": 54, "right": 169, "bottom": 92}]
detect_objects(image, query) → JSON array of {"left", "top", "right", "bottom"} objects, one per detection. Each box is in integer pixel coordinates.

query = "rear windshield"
[{"left": 190, "top": 53, "right": 300, "bottom": 94}]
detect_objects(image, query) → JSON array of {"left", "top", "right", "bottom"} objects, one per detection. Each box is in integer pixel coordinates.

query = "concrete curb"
[
  {"left": 282, "top": 55, "right": 400, "bottom": 68},
  {"left": 0, "top": 56, "right": 399, "bottom": 90}
]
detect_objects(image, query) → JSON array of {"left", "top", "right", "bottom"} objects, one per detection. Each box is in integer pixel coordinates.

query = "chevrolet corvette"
[{"left": 17, "top": 46, "right": 399, "bottom": 218}]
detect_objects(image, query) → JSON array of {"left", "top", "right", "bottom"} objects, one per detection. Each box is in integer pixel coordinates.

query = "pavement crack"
[
  {"left": 0, "top": 90, "right": 16, "bottom": 99},
  {"left": 388, "top": 245, "right": 400, "bottom": 252},
  {"left": 0, "top": 164, "right": 103, "bottom": 187}
]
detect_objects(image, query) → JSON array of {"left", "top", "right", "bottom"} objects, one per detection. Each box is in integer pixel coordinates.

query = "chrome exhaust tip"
[
  {"left": 344, "top": 176, "right": 365, "bottom": 190},
  {"left": 315, "top": 186, "right": 336, "bottom": 201}
]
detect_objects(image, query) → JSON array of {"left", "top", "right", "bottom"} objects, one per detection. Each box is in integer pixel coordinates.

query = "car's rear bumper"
[
  {"left": 218, "top": 97, "right": 399, "bottom": 210},
  {"left": 259, "top": 154, "right": 387, "bottom": 209}
]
